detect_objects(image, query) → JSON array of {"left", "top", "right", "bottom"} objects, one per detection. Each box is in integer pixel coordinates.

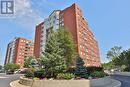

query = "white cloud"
[{"left": 12, "top": 0, "right": 44, "bottom": 28}]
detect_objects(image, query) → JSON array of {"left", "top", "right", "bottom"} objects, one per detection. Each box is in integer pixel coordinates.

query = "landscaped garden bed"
[{"left": 19, "top": 76, "right": 90, "bottom": 87}]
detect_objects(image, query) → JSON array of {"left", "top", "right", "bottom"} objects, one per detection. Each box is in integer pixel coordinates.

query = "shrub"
[
  {"left": 24, "top": 68, "right": 35, "bottom": 78},
  {"left": 90, "top": 71, "right": 108, "bottom": 78},
  {"left": 33, "top": 77, "right": 40, "bottom": 80},
  {"left": 123, "top": 67, "right": 130, "bottom": 72},
  {"left": 4, "top": 63, "right": 20, "bottom": 72},
  {"left": 75, "top": 57, "right": 88, "bottom": 79},
  {"left": 34, "top": 69, "right": 45, "bottom": 79},
  {"left": 86, "top": 66, "right": 103, "bottom": 75},
  {"left": 57, "top": 73, "right": 75, "bottom": 80},
  {"left": 67, "top": 67, "right": 76, "bottom": 73}
]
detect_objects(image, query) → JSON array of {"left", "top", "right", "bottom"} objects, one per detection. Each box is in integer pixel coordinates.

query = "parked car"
[
  {"left": 0, "top": 69, "right": 5, "bottom": 73},
  {"left": 19, "top": 68, "right": 28, "bottom": 74},
  {"left": 6, "top": 70, "right": 14, "bottom": 75}
]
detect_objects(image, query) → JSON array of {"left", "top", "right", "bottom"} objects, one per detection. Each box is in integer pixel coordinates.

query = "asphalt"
[
  {"left": 111, "top": 75, "right": 130, "bottom": 87},
  {"left": 0, "top": 73, "right": 22, "bottom": 87},
  {"left": 0, "top": 73, "right": 130, "bottom": 87}
]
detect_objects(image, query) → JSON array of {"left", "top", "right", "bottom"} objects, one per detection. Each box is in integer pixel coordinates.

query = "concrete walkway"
[{"left": 0, "top": 76, "right": 8, "bottom": 79}]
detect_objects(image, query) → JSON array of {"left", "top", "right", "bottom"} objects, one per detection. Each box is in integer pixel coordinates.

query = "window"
[
  {"left": 85, "top": 49, "right": 88, "bottom": 52},
  {"left": 80, "top": 45, "right": 82, "bottom": 48},
  {"left": 80, "top": 52, "right": 82, "bottom": 55},
  {"left": 60, "top": 13, "right": 64, "bottom": 18},
  {"left": 18, "top": 59, "right": 21, "bottom": 64}
]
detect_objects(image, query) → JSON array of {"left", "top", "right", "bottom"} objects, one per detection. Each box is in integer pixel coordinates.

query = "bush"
[
  {"left": 33, "top": 77, "right": 40, "bottom": 80},
  {"left": 34, "top": 69, "right": 45, "bottom": 78},
  {"left": 67, "top": 67, "right": 76, "bottom": 73},
  {"left": 24, "top": 68, "right": 35, "bottom": 78},
  {"left": 86, "top": 66, "right": 103, "bottom": 75},
  {"left": 90, "top": 71, "right": 108, "bottom": 78},
  {"left": 4, "top": 63, "right": 20, "bottom": 72},
  {"left": 75, "top": 57, "right": 88, "bottom": 79},
  {"left": 123, "top": 67, "right": 130, "bottom": 72},
  {"left": 57, "top": 73, "right": 75, "bottom": 80}
]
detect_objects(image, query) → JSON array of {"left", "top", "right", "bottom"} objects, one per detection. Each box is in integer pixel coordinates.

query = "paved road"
[
  {"left": 111, "top": 75, "right": 130, "bottom": 87},
  {"left": 0, "top": 73, "right": 22, "bottom": 87}
]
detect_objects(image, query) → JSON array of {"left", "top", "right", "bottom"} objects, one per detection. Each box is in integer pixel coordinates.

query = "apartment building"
[
  {"left": 4, "top": 37, "right": 34, "bottom": 67},
  {"left": 34, "top": 3, "right": 101, "bottom": 67}
]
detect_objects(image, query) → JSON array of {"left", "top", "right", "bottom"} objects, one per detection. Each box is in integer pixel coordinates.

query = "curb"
[
  {"left": 91, "top": 77, "right": 121, "bottom": 87},
  {"left": 115, "top": 72, "right": 130, "bottom": 76},
  {"left": 10, "top": 80, "right": 30, "bottom": 87},
  {"left": 111, "top": 79, "right": 121, "bottom": 87}
]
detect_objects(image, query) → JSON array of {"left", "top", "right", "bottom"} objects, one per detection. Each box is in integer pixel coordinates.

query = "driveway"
[
  {"left": 111, "top": 75, "right": 130, "bottom": 87},
  {"left": 0, "top": 73, "right": 22, "bottom": 87}
]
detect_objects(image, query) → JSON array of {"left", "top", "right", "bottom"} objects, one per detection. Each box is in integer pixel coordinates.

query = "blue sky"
[{"left": 0, "top": 0, "right": 130, "bottom": 65}]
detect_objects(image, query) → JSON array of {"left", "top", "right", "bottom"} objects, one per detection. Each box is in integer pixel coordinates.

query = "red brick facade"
[
  {"left": 34, "top": 3, "right": 101, "bottom": 67},
  {"left": 34, "top": 22, "right": 44, "bottom": 58},
  {"left": 59, "top": 3, "right": 100, "bottom": 66},
  {"left": 4, "top": 37, "right": 34, "bottom": 68}
]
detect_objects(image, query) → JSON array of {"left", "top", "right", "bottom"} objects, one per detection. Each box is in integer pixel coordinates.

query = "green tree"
[
  {"left": 107, "top": 46, "right": 122, "bottom": 61},
  {"left": 41, "top": 28, "right": 76, "bottom": 78},
  {"left": 24, "top": 57, "right": 38, "bottom": 68},
  {"left": 102, "top": 62, "right": 114, "bottom": 69},
  {"left": 41, "top": 31, "right": 66, "bottom": 78},
  {"left": 57, "top": 28, "right": 76, "bottom": 68},
  {"left": 4, "top": 63, "right": 20, "bottom": 72},
  {"left": 119, "top": 50, "right": 130, "bottom": 71},
  {"left": 75, "top": 57, "right": 88, "bottom": 78}
]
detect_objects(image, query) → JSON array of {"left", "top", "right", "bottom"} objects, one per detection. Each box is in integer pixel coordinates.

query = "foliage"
[
  {"left": 4, "top": 63, "right": 20, "bottom": 72},
  {"left": 87, "top": 66, "right": 103, "bottom": 75},
  {"left": 33, "top": 77, "right": 40, "bottom": 80},
  {"left": 107, "top": 46, "right": 122, "bottom": 61},
  {"left": 40, "top": 28, "right": 77, "bottom": 78},
  {"left": 106, "top": 46, "right": 130, "bottom": 71},
  {"left": 24, "top": 68, "right": 35, "bottom": 78},
  {"left": 102, "top": 62, "right": 114, "bottom": 69},
  {"left": 123, "top": 67, "right": 130, "bottom": 72},
  {"left": 56, "top": 28, "right": 76, "bottom": 68},
  {"left": 57, "top": 73, "right": 75, "bottom": 80},
  {"left": 24, "top": 57, "right": 38, "bottom": 68},
  {"left": 75, "top": 57, "right": 88, "bottom": 79},
  {"left": 34, "top": 69, "right": 45, "bottom": 78},
  {"left": 116, "top": 49, "right": 130, "bottom": 71},
  {"left": 41, "top": 30, "right": 67, "bottom": 78},
  {"left": 66, "top": 67, "right": 76, "bottom": 74},
  {"left": 90, "top": 71, "right": 108, "bottom": 78}
]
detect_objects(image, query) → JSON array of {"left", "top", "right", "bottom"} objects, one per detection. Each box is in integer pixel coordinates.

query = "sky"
[{"left": 0, "top": 0, "right": 130, "bottom": 65}]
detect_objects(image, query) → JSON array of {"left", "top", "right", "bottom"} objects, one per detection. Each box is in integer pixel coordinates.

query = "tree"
[
  {"left": 107, "top": 46, "right": 122, "bottom": 61},
  {"left": 102, "top": 62, "right": 114, "bottom": 69},
  {"left": 56, "top": 28, "right": 76, "bottom": 68},
  {"left": 106, "top": 47, "right": 130, "bottom": 71},
  {"left": 24, "top": 57, "right": 38, "bottom": 68},
  {"left": 40, "top": 28, "right": 77, "bottom": 78},
  {"left": 75, "top": 57, "right": 88, "bottom": 78},
  {"left": 119, "top": 49, "right": 130, "bottom": 70},
  {"left": 41, "top": 31, "right": 66, "bottom": 78},
  {"left": 4, "top": 63, "right": 20, "bottom": 72}
]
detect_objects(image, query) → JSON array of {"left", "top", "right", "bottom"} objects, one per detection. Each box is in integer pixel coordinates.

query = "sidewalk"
[
  {"left": 10, "top": 80, "right": 30, "bottom": 87},
  {"left": 115, "top": 72, "right": 130, "bottom": 76},
  {"left": 0, "top": 76, "right": 8, "bottom": 79}
]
